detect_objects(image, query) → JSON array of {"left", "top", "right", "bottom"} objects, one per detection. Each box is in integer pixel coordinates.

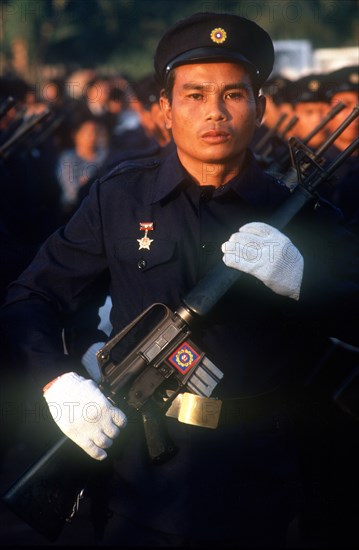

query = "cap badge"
[
  {"left": 137, "top": 222, "right": 154, "bottom": 250},
  {"left": 210, "top": 27, "right": 227, "bottom": 44},
  {"left": 349, "top": 72, "right": 359, "bottom": 84},
  {"left": 308, "top": 79, "right": 320, "bottom": 91}
]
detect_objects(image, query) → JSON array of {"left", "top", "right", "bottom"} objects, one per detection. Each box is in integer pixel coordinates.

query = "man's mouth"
[{"left": 201, "top": 130, "right": 231, "bottom": 143}]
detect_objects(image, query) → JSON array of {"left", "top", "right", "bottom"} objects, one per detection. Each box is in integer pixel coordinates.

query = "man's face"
[
  {"left": 160, "top": 62, "right": 264, "bottom": 179},
  {"left": 293, "top": 102, "right": 329, "bottom": 149}
]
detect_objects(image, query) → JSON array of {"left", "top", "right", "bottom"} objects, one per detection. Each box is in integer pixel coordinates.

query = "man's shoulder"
[{"left": 99, "top": 156, "right": 162, "bottom": 185}]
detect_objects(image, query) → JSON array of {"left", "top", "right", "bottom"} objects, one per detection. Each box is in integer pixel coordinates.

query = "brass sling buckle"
[{"left": 166, "top": 392, "right": 222, "bottom": 429}]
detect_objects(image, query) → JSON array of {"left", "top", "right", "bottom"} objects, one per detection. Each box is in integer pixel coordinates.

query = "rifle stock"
[{"left": 2, "top": 135, "right": 359, "bottom": 540}]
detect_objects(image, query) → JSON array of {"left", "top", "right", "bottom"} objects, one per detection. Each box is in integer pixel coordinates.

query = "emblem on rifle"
[{"left": 137, "top": 222, "right": 154, "bottom": 250}]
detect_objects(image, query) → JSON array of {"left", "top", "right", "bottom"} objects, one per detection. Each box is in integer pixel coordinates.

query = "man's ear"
[
  {"left": 255, "top": 95, "right": 266, "bottom": 127},
  {"left": 160, "top": 91, "right": 172, "bottom": 130}
]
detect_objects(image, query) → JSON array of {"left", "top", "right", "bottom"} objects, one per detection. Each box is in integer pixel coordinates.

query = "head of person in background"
[
  {"left": 85, "top": 75, "right": 112, "bottom": 116},
  {"left": 41, "top": 77, "right": 67, "bottom": 111},
  {"left": 285, "top": 73, "right": 329, "bottom": 150},
  {"left": 132, "top": 74, "right": 172, "bottom": 147},
  {"left": 324, "top": 65, "right": 359, "bottom": 152},
  {"left": 70, "top": 114, "right": 108, "bottom": 161},
  {"left": 56, "top": 113, "right": 109, "bottom": 220},
  {"left": 260, "top": 75, "right": 292, "bottom": 131}
]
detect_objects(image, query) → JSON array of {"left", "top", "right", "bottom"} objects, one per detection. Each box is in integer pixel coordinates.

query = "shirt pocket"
[{"left": 113, "top": 238, "right": 177, "bottom": 272}]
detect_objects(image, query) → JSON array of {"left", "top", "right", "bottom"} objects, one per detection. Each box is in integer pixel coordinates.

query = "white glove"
[
  {"left": 81, "top": 342, "right": 105, "bottom": 383},
  {"left": 221, "top": 222, "right": 304, "bottom": 300},
  {"left": 43, "top": 372, "right": 127, "bottom": 461}
]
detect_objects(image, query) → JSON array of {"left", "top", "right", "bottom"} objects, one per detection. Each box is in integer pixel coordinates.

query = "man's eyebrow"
[
  {"left": 181, "top": 81, "right": 251, "bottom": 92},
  {"left": 222, "top": 82, "right": 252, "bottom": 93}
]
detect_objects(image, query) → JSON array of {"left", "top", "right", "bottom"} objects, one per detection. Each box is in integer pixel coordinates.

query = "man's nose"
[{"left": 204, "top": 95, "right": 228, "bottom": 121}]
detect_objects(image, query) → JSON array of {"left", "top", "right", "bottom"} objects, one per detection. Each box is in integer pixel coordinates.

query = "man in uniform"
[
  {"left": 284, "top": 73, "right": 330, "bottom": 150},
  {"left": 319, "top": 65, "right": 359, "bottom": 233},
  {"left": 1, "top": 12, "right": 359, "bottom": 548}
]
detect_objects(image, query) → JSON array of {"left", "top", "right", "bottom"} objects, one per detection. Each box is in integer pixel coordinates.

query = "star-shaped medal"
[
  {"left": 137, "top": 236, "right": 154, "bottom": 250},
  {"left": 137, "top": 222, "right": 154, "bottom": 250}
]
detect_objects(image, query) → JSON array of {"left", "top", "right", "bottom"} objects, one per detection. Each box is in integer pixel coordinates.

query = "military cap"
[
  {"left": 284, "top": 73, "right": 328, "bottom": 105},
  {"left": 154, "top": 12, "right": 274, "bottom": 88},
  {"left": 261, "top": 75, "right": 291, "bottom": 105},
  {"left": 323, "top": 65, "right": 359, "bottom": 99}
]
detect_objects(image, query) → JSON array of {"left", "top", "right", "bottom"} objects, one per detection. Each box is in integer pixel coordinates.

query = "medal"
[{"left": 137, "top": 222, "right": 154, "bottom": 250}]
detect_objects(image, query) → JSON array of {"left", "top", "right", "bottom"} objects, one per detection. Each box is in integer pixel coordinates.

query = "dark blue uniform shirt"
[{"left": 1, "top": 149, "right": 359, "bottom": 541}]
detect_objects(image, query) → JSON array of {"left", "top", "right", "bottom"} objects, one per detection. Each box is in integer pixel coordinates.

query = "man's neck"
[{"left": 177, "top": 151, "right": 246, "bottom": 188}]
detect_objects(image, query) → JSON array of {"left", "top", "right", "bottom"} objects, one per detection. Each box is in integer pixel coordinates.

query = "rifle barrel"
[
  {"left": 314, "top": 104, "right": 359, "bottom": 158},
  {"left": 254, "top": 113, "right": 287, "bottom": 154},
  {"left": 303, "top": 101, "right": 345, "bottom": 145},
  {"left": 278, "top": 115, "right": 299, "bottom": 139},
  {"left": 0, "top": 109, "right": 51, "bottom": 158},
  {"left": 0, "top": 96, "right": 16, "bottom": 120}
]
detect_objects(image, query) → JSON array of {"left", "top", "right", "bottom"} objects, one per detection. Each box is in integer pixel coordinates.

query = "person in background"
[
  {"left": 324, "top": 65, "right": 359, "bottom": 154},
  {"left": 251, "top": 74, "right": 294, "bottom": 169},
  {"left": 0, "top": 12, "right": 358, "bottom": 549},
  {"left": 0, "top": 75, "right": 62, "bottom": 303},
  {"left": 132, "top": 73, "right": 172, "bottom": 149},
  {"left": 285, "top": 73, "right": 330, "bottom": 150},
  {"left": 84, "top": 75, "right": 112, "bottom": 117},
  {"left": 317, "top": 65, "right": 359, "bottom": 235},
  {"left": 252, "top": 75, "right": 292, "bottom": 143},
  {"left": 56, "top": 114, "right": 109, "bottom": 221}
]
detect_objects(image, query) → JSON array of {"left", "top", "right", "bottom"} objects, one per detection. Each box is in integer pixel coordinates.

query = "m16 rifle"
[
  {"left": 279, "top": 104, "right": 359, "bottom": 192},
  {"left": 262, "top": 101, "right": 346, "bottom": 177},
  {"left": 256, "top": 114, "right": 300, "bottom": 161},
  {"left": 0, "top": 96, "right": 16, "bottom": 121},
  {"left": 254, "top": 112, "right": 288, "bottom": 155},
  {"left": 0, "top": 102, "right": 52, "bottom": 160},
  {"left": 2, "top": 131, "right": 359, "bottom": 542}
]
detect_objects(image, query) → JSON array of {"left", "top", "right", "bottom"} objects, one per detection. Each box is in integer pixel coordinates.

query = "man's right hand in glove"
[{"left": 43, "top": 372, "right": 127, "bottom": 460}]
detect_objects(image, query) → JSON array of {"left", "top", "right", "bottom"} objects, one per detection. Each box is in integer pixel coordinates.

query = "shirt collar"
[
  {"left": 149, "top": 150, "right": 188, "bottom": 204},
  {"left": 149, "top": 148, "right": 272, "bottom": 207}
]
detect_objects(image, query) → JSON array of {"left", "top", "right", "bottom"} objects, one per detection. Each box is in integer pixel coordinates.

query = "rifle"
[
  {"left": 279, "top": 104, "right": 359, "bottom": 191},
  {"left": 254, "top": 112, "right": 288, "bottom": 154},
  {"left": 2, "top": 134, "right": 359, "bottom": 541},
  {"left": 0, "top": 107, "right": 51, "bottom": 160},
  {"left": 0, "top": 96, "right": 16, "bottom": 121},
  {"left": 265, "top": 101, "right": 346, "bottom": 176}
]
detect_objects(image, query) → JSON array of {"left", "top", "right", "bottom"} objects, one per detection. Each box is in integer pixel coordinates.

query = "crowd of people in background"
[{"left": 0, "top": 69, "right": 170, "bottom": 302}]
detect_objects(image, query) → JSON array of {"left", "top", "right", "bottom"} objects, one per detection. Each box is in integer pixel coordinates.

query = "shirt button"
[
  {"left": 201, "top": 242, "right": 215, "bottom": 254},
  {"left": 137, "top": 259, "right": 147, "bottom": 270}
]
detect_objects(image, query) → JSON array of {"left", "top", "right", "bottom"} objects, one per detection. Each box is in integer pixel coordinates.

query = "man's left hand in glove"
[{"left": 221, "top": 221, "right": 304, "bottom": 300}]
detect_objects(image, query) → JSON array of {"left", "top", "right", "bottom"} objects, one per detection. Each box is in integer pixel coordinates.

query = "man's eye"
[
  {"left": 188, "top": 93, "right": 203, "bottom": 100},
  {"left": 224, "top": 92, "right": 243, "bottom": 100}
]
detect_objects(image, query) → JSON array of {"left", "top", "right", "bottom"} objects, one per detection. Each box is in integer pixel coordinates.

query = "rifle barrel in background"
[
  {"left": 277, "top": 115, "right": 299, "bottom": 140},
  {"left": 0, "top": 96, "right": 16, "bottom": 120},
  {"left": 254, "top": 112, "right": 288, "bottom": 154},
  {"left": 265, "top": 101, "right": 346, "bottom": 177},
  {"left": 302, "top": 101, "right": 345, "bottom": 146},
  {"left": 0, "top": 107, "right": 51, "bottom": 159},
  {"left": 280, "top": 104, "right": 359, "bottom": 191}
]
